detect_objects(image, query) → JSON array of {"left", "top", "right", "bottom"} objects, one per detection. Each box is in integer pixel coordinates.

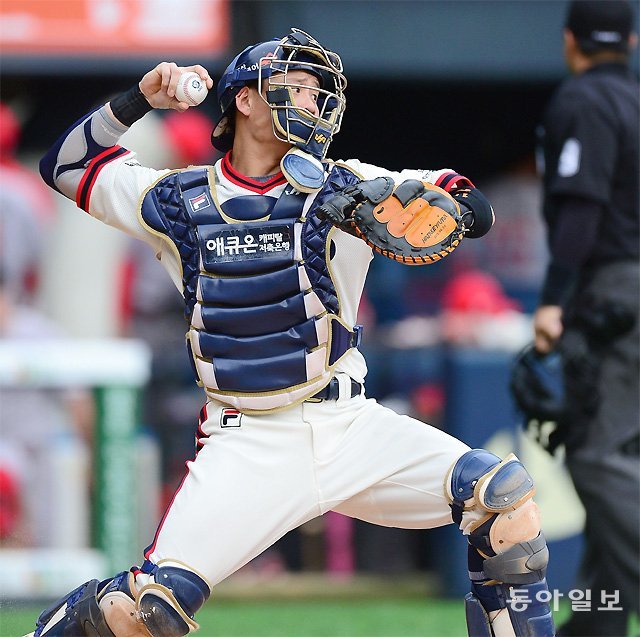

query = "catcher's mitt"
[{"left": 316, "top": 177, "right": 472, "bottom": 265}]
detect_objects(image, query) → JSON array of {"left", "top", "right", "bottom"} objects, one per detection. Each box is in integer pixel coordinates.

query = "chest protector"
[{"left": 139, "top": 165, "right": 361, "bottom": 413}]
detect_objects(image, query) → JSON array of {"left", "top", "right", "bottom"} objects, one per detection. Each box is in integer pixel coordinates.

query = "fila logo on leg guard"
[{"left": 221, "top": 409, "right": 242, "bottom": 428}]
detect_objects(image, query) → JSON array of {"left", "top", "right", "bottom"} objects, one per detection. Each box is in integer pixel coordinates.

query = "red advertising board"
[{"left": 0, "top": 0, "right": 229, "bottom": 56}]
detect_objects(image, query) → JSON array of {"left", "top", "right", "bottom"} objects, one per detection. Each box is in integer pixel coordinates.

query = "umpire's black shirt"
[{"left": 539, "top": 62, "right": 639, "bottom": 278}]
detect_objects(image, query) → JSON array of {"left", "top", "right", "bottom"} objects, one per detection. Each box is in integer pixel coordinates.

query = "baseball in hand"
[{"left": 175, "top": 72, "right": 208, "bottom": 106}]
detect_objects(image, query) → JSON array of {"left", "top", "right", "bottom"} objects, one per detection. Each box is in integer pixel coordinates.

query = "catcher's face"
[
  {"left": 262, "top": 66, "right": 341, "bottom": 159},
  {"left": 264, "top": 70, "right": 321, "bottom": 140},
  {"left": 264, "top": 70, "right": 321, "bottom": 117},
  {"left": 234, "top": 70, "right": 322, "bottom": 158}
]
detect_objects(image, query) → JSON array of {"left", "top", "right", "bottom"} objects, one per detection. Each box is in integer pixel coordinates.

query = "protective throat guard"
[{"left": 281, "top": 147, "right": 326, "bottom": 193}]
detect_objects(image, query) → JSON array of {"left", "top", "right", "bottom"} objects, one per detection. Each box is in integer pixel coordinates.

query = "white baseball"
[{"left": 175, "top": 72, "right": 208, "bottom": 106}]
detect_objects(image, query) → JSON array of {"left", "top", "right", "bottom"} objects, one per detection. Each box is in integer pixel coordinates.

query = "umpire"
[{"left": 534, "top": 1, "right": 639, "bottom": 635}]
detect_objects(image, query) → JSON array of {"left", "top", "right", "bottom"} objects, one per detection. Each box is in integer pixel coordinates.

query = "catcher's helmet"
[{"left": 211, "top": 28, "right": 346, "bottom": 159}]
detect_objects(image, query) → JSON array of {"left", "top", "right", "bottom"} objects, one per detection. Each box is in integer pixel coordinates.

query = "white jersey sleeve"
[{"left": 337, "top": 158, "right": 473, "bottom": 191}]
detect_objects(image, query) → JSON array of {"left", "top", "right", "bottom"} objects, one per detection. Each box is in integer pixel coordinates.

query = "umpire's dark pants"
[{"left": 562, "top": 261, "right": 639, "bottom": 637}]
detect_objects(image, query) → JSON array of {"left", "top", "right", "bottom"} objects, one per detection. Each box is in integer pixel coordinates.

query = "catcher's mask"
[
  {"left": 510, "top": 343, "right": 567, "bottom": 426},
  {"left": 212, "top": 28, "right": 346, "bottom": 160}
]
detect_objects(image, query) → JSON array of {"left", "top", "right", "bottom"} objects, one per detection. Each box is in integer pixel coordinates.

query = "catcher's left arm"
[{"left": 316, "top": 176, "right": 494, "bottom": 265}]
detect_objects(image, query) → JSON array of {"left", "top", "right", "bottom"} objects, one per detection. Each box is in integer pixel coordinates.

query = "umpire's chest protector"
[{"left": 138, "top": 166, "right": 362, "bottom": 413}]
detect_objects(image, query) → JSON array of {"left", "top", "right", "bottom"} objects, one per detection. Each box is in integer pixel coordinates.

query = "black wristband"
[
  {"left": 454, "top": 188, "right": 494, "bottom": 239},
  {"left": 110, "top": 85, "right": 153, "bottom": 127},
  {"left": 540, "top": 261, "right": 579, "bottom": 306}
]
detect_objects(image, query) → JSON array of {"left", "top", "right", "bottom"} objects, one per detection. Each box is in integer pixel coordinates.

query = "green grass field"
[{"left": 0, "top": 598, "right": 573, "bottom": 637}]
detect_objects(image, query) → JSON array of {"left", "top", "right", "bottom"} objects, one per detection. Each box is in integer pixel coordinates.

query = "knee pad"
[
  {"left": 136, "top": 564, "right": 211, "bottom": 637},
  {"left": 446, "top": 449, "right": 535, "bottom": 523},
  {"left": 446, "top": 449, "right": 548, "bottom": 583}
]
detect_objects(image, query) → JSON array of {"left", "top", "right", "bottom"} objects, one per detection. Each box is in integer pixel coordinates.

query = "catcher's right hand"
[
  {"left": 139, "top": 62, "right": 213, "bottom": 111},
  {"left": 316, "top": 177, "right": 493, "bottom": 265}
]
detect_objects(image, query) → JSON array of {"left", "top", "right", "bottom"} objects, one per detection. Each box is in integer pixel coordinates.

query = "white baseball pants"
[{"left": 146, "top": 391, "right": 470, "bottom": 588}]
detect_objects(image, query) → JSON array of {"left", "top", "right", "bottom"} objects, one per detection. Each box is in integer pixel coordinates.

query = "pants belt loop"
[{"left": 336, "top": 373, "right": 351, "bottom": 403}]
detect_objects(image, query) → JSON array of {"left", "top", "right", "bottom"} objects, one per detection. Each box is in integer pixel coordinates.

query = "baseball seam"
[{"left": 182, "top": 75, "right": 201, "bottom": 105}]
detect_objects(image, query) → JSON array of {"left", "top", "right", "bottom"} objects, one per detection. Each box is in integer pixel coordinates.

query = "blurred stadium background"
[{"left": 1, "top": 1, "right": 638, "bottom": 635}]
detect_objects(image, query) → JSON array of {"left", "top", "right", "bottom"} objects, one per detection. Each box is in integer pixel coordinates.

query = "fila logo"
[
  {"left": 314, "top": 133, "right": 327, "bottom": 144},
  {"left": 220, "top": 408, "right": 242, "bottom": 428},
  {"left": 189, "top": 192, "right": 211, "bottom": 212}
]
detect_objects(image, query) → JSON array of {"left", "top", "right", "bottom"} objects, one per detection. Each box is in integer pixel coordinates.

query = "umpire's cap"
[{"left": 566, "top": 0, "right": 635, "bottom": 52}]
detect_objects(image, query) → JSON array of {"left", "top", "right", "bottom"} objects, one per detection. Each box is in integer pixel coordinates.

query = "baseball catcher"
[{"left": 29, "top": 26, "right": 553, "bottom": 637}]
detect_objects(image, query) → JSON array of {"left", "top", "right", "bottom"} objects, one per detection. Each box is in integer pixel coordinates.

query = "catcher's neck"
[{"left": 230, "top": 134, "right": 288, "bottom": 178}]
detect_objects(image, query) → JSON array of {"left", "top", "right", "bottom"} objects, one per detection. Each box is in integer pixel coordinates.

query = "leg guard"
[
  {"left": 466, "top": 579, "right": 555, "bottom": 637},
  {"left": 135, "top": 563, "right": 210, "bottom": 637},
  {"left": 33, "top": 562, "right": 210, "bottom": 637},
  {"left": 99, "top": 571, "right": 148, "bottom": 636},
  {"left": 446, "top": 449, "right": 555, "bottom": 637}
]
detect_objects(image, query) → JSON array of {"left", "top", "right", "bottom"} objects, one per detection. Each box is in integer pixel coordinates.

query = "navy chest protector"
[{"left": 139, "top": 166, "right": 361, "bottom": 413}]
